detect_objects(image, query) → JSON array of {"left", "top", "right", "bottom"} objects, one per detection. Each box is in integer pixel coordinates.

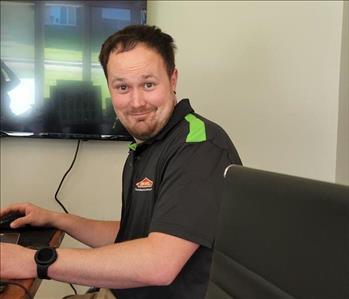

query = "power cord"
[
  {"left": 54, "top": 139, "right": 81, "bottom": 295},
  {"left": 54, "top": 139, "right": 81, "bottom": 214},
  {"left": 68, "top": 283, "right": 78, "bottom": 295},
  {"left": 0, "top": 280, "right": 33, "bottom": 299}
]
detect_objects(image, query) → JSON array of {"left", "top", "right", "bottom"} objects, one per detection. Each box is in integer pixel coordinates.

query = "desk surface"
[{"left": 0, "top": 230, "right": 65, "bottom": 299}]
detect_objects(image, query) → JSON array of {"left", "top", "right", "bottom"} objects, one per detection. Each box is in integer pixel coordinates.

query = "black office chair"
[{"left": 206, "top": 165, "right": 349, "bottom": 299}]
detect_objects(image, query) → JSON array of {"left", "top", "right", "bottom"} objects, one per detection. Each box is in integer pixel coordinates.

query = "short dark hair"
[{"left": 99, "top": 25, "right": 176, "bottom": 80}]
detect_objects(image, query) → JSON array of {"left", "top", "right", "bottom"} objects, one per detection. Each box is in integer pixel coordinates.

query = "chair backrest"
[{"left": 206, "top": 165, "right": 349, "bottom": 299}]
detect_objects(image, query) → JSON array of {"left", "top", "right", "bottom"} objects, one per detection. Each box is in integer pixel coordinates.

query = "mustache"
[{"left": 128, "top": 107, "right": 156, "bottom": 115}]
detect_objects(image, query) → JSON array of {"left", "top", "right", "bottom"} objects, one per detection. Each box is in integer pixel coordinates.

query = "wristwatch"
[{"left": 34, "top": 247, "right": 57, "bottom": 279}]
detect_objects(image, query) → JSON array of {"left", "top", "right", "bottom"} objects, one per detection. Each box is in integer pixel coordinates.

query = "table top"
[{"left": 0, "top": 230, "right": 65, "bottom": 299}]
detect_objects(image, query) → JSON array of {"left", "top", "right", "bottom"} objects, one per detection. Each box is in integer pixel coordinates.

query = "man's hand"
[
  {"left": 0, "top": 243, "right": 36, "bottom": 279},
  {"left": 1, "top": 202, "right": 120, "bottom": 248},
  {"left": 0, "top": 202, "right": 58, "bottom": 229}
]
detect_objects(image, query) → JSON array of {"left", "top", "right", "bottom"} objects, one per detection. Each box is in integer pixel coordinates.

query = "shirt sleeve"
[{"left": 149, "top": 140, "right": 239, "bottom": 248}]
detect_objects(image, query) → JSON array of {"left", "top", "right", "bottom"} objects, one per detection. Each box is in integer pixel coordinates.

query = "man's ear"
[{"left": 170, "top": 68, "right": 178, "bottom": 92}]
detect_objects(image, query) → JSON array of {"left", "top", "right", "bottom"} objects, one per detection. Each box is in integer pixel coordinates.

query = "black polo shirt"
[{"left": 112, "top": 99, "right": 242, "bottom": 299}]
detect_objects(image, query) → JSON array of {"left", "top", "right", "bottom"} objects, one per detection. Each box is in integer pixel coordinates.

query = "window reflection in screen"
[{"left": 0, "top": 1, "right": 35, "bottom": 118}]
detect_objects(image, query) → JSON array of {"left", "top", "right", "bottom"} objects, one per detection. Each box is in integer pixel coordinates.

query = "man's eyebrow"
[
  {"left": 110, "top": 77, "right": 126, "bottom": 84},
  {"left": 110, "top": 75, "right": 158, "bottom": 85},
  {"left": 142, "top": 74, "right": 158, "bottom": 80}
]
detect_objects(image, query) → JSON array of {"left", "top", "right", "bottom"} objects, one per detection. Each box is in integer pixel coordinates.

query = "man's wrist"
[
  {"left": 50, "top": 211, "right": 66, "bottom": 229},
  {"left": 26, "top": 248, "right": 37, "bottom": 278},
  {"left": 34, "top": 247, "right": 58, "bottom": 279}
]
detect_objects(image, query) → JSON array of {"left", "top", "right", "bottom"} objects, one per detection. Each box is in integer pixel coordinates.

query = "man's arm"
[
  {"left": 50, "top": 212, "right": 120, "bottom": 248},
  {"left": 0, "top": 203, "right": 119, "bottom": 248},
  {"left": 0, "top": 232, "right": 199, "bottom": 288}
]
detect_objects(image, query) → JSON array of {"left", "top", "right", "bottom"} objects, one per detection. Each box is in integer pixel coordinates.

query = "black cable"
[
  {"left": 1, "top": 281, "right": 33, "bottom": 299},
  {"left": 69, "top": 283, "right": 78, "bottom": 295},
  {"left": 54, "top": 139, "right": 81, "bottom": 214},
  {"left": 53, "top": 139, "right": 81, "bottom": 295}
]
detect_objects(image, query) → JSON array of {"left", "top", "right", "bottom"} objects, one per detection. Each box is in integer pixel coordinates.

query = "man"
[{"left": 0, "top": 25, "right": 241, "bottom": 298}]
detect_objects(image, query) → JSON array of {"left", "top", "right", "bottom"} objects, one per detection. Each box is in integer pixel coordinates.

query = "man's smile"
[{"left": 128, "top": 109, "right": 156, "bottom": 120}]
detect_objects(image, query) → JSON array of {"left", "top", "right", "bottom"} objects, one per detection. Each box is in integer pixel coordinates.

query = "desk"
[{"left": 0, "top": 230, "right": 65, "bottom": 299}]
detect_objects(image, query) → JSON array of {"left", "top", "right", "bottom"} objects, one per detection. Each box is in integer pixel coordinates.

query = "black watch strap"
[
  {"left": 37, "top": 263, "right": 51, "bottom": 280},
  {"left": 34, "top": 247, "right": 58, "bottom": 280}
]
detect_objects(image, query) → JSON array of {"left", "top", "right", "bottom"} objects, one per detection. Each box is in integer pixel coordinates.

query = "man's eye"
[
  {"left": 144, "top": 82, "right": 154, "bottom": 89},
  {"left": 117, "top": 85, "right": 128, "bottom": 92}
]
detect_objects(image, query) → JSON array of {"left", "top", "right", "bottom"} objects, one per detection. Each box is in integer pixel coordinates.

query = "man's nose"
[{"left": 130, "top": 89, "right": 146, "bottom": 108}]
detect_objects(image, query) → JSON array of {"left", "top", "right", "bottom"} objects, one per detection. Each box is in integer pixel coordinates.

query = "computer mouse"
[{"left": 0, "top": 211, "right": 24, "bottom": 229}]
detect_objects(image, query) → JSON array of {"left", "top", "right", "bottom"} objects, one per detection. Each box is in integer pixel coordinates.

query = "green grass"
[
  {"left": 44, "top": 48, "right": 82, "bottom": 62},
  {"left": 1, "top": 41, "right": 34, "bottom": 59},
  {"left": 1, "top": 40, "right": 108, "bottom": 105},
  {"left": 2, "top": 40, "right": 99, "bottom": 63},
  {"left": 44, "top": 48, "right": 100, "bottom": 63}
]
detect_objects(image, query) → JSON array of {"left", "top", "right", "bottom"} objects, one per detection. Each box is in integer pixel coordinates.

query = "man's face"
[{"left": 107, "top": 43, "right": 178, "bottom": 141}]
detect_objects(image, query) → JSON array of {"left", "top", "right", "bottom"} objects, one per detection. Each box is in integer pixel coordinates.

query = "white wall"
[
  {"left": 0, "top": 1, "right": 347, "bottom": 298},
  {"left": 148, "top": 0, "right": 345, "bottom": 182}
]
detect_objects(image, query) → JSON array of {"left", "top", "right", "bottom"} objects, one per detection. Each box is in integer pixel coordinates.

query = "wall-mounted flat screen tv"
[{"left": 1, "top": 0, "right": 146, "bottom": 140}]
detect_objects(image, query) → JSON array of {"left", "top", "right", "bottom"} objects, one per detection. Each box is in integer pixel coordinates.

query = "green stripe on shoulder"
[
  {"left": 184, "top": 113, "right": 207, "bottom": 142},
  {"left": 129, "top": 142, "right": 137, "bottom": 151}
]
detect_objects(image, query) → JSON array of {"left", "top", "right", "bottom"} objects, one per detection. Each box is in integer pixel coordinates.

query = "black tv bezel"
[{"left": 0, "top": 131, "right": 133, "bottom": 141}]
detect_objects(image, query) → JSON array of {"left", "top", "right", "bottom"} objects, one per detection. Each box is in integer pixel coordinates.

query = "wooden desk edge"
[{"left": 0, "top": 230, "right": 65, "bottom": 299}]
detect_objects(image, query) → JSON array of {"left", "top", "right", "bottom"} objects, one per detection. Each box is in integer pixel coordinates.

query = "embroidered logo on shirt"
[{"left": 135, "top": 177, "right": 154, "bottom": 192}]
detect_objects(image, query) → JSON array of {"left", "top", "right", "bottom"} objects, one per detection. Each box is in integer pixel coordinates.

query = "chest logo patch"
[{"left": 135, "top": 177, "right": 154, "bottom": 192}]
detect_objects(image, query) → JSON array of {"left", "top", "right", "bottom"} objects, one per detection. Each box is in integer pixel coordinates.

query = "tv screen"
[{"left": 1, "top": 0, "right": 147, "bottom": 140}]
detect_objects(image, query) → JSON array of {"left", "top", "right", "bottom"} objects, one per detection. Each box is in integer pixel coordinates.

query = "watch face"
[{"left": 36, "top": 247, "right": 57, "bottom": 265}]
